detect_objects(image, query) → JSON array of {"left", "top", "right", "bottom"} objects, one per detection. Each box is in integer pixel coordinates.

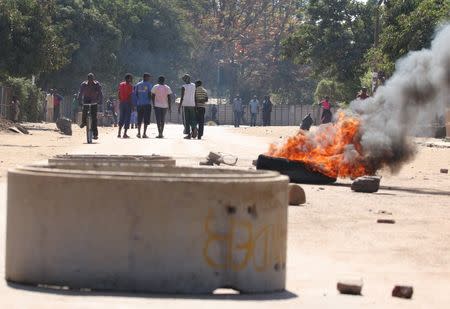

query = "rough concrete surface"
[{"left": 0, "top": 123, "right": 449, "bottom": 308}]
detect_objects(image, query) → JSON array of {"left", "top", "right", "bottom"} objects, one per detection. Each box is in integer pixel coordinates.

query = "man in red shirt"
[{"left": 118, "top": 73, "right": 133, "bottom": 138}]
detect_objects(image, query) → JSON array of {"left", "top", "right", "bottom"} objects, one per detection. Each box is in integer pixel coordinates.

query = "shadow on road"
[{"left": 7, "top": 282, "right": 298, "bottom": 301}]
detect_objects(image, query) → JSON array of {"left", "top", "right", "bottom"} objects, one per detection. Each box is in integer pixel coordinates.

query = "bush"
[{"left": 3, "top": 77, "right": 45, "bottom": 122}]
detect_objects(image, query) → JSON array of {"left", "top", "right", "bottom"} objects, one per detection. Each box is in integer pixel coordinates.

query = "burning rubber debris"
[{"left": 267, "top": 24, "right": 450, "bottom": 180}]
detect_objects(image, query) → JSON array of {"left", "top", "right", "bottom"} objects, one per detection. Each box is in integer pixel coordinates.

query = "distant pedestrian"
[
  {"left": 249, "top": 95, "right": 259, "bottom": 126},
  {"left": 211, "top": 104, "right": 218, "bottom": 124},
  {"left": 11, "top": 96, "right": 20, "bottom": 122},
  {"left": 357, "top": 87, "right": 369, "bottom": 100},
  {"left": 262, "top": 96, "right": 272, "bottom": 126},
  {"left": 195, "top": 80, "right": 208, "bottom": 140},
  {"left": 71, "top": 93, "right": 79, "bottom": 123},
  {"left": 320, "top": 96, "right": 332, "bottom": 124},
  {"left": 233, "top": 95, "right": 243, "bottom": 127},
  {"left": 130, "top": 109, "right": 137, "bottom": 129},
  {"left": 178, "top": 74, "right": 197, "bottom": 139},
  {"left": 53, "top": 91, "right": 63, "bottom": 122},
  {"left": 117, "top": 73, "right": 133, "bottom": 138},
  {"left": 106, "top": 97, "right": 117, "bottom": 126},
  {"left": 300, "top": 113, "right": 313, "bottom": 131},
  {"left": 151, "top": 76, "right": 172, "bottom": 138},
  {"left": 133, "top": 73, "right": 153, "bottom": 138}
]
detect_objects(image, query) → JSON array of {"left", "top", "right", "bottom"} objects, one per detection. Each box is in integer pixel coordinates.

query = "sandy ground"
[{"left": 0, "top": 122, "right": 449, "bottom": 308}]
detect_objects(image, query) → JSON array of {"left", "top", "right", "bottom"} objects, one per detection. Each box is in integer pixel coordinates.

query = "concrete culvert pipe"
[
  {"left": 49, "top": 154, "right": 175, "bottom": 165},
  {"left": 6, "top": 165, "right": 289, "bottom": 294}
]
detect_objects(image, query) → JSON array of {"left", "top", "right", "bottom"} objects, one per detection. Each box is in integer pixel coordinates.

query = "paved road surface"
[{"left": 0, "top": 124, "right": 449, "bottom": 308}]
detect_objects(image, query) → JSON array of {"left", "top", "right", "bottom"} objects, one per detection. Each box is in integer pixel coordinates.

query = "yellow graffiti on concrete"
[{"left": 203, "top": 208, "right": 286, "bottom": 272}]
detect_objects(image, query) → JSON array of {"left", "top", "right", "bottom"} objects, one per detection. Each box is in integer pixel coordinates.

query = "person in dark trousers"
[
  {"left": 195, "top": 80, "right": 208, "bottom": 140},
  {"left": 151, "top": 76, "right": 172, "bottom": 138},
  {"left": 232, "top": 95, "right": 243, "bottom": 127},
  {"left": 106, "top": 97, "right": 117, "bottom": 126},
  {"left": 53, "top": 91, "right": 63, "bottom": 122},
  {"left": 179, "top": 74, "right": 197, "bottom": 139},
  {"left": 320, "top": 96, "right": 332, "bottom": 124},
  {"left": 117, "top": 73, "right": 133, "bottom": 138},
  {"left": 11, "top": 96, "right": 20, "bottom": 122},
  {"left": 211, "top": 104, "right": 218, "bottom": 124},
  {"left": 249, "top": 95, "right": 259, "bottom": 126},
  {"left": 71, "top": 93, "right": 79, "bottom": 123},
  {"left": 262, "top": 96, "right": 273, "bottom": 126},
  {"left": 300, "top": 113, "right": 313, "bottom": 131},
  {"left": 78, "top": 73, "right": 103, "bottom": 139},
  {"left": 133, "top": 73, "right": 153, "bottom": 138}
]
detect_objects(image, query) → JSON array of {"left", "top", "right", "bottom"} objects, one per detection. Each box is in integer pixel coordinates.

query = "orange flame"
[{"left": 268, "top": 112, "right": 373, "bottom": 179}]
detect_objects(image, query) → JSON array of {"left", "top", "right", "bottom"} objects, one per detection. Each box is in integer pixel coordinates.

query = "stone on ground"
[
  {"left": 337, "top": 278, "right": 363, "bottom": 295},
  {"left": 440, "top": 168, "right": 448, "bottom": 174},
  {"left": 288, "top": 183, "right": 306, "bottom": 205},
  {"left": 392, "top": 285, "right": 413, "bottom": 299},
  {"left": 351, "top": 176, "right": 381, "bottom": 193},
  {"left": 56, "top": 117, "right": 72, "bottom": 136}
]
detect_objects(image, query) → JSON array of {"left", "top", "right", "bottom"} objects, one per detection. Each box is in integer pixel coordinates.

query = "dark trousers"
[
  {"left": 53, "top": 105, "right": 60, "bottom": 122},
  {"left": 196, "top": 107, "right": 205, "bottom": 138},
  {"left": 321, "top": 109, "right": 332, "bottom": 124},
  {"left": 263, "top": 112, "right": 271, "bottom": 126},
  {"left": 119, "top": 103, "right": 132, "bottom": 129},
  {"left": 184, "top": 107, "right": 197, "bottom": 134},
  {"left": 154, "top": 107, "right": 167, "bottom": 135},
  {"left": 250, "top": 113, "right": 257, "bottom": 126},
  {"left": 81, "top": 104, "right": 98, "bottom": 137},
  {"left": 234, "top": 111, "right": 242, "bottom": 127},
  {"left": 137, "top": 104, "right": 151, "bottom": 126}
]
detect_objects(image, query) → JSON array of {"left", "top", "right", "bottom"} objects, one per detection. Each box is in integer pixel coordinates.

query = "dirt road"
[{"left": 0, "top": 123, "right": 449, "bottom": 308}]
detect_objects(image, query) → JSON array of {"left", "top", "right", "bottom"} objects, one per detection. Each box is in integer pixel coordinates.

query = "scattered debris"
[
  {"left": 337, "top": 278, "right": 363, "bottom": 295},
  {"left": 351, "top": 176, "right": 381, "bottom": 193},
  {"left": 377, "top": 219, "right": 396, "bottom": 224},
  {"left": 392, "top": 285, "right": 413, "bottom": 299},
  {"left": 8, "top": 126, "right": 23, "bottom": 134},
  {"left": 288, "top": 183, "right": 306, "bottom": 205},
  {"left": 440, "top": 168, "right": 448, "bottom": 174},
  {"left": 202, "top": 152, "right": 238, "bottom": 166},
  {"left": 376, "top": 210, "right": 393, "bottom": 215},
  {"left": 56, "top": 117, "right": 72, "bottom": 136},
  {"left": 15, "top": 124, "right": 29, "bottom": 134}
]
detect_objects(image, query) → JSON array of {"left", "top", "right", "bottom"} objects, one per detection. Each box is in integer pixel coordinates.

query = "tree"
[{"left": 282, "top": 0, "right": 376, "bottom": 100}]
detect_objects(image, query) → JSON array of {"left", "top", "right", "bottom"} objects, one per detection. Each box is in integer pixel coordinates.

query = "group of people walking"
[
  {"left": 77, "top": 72, "right": 208, "bottom": 140},
  {"left": 232, "top": 95, "right": 273, "bottom": 127}
]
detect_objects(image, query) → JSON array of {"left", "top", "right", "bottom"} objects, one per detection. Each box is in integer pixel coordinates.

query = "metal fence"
[
  {"left": 0, "top": 85, "right": 12, "bottom": 119},
  {"left": 66, "top": 102, "right": 327, "bottom": 126}
]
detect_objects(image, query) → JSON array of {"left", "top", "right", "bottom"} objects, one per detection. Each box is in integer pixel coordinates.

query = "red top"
[
  {"left": 321, "top": 99, "right": 330, "bottom": 110},
  {"left": 118, "top": 82, "right": 133, "bottom": 103}
]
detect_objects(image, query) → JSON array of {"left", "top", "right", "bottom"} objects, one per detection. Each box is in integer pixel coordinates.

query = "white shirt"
[
  {"left": 182, "top": 83, "right": 196, "bottom": 107},
  {"left": 151, "top": 84, "right": 172, "bottom": 108}
]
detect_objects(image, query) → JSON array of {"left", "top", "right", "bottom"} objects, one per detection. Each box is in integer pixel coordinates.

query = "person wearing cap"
[
  {"left": 195, "top": 80, "right": 208, "bottom": 140},
  {"left": 178, "top": 74, "right": 198, "bottom": 139},
  {"left": 151, "top": 76, "right": 172, "bottom": 138},
  {"left": 133, "top": 73, "right": 153, "bottom": 138},
  {"left": 78, "top": 73, "right": 103, "bottom": 139},
  {"left": 117, "top": 73, "right": 133, "bottom": 138}
]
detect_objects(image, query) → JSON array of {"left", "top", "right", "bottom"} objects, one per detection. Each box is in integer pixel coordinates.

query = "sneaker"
[
  {"left": 117, "top": 134, "right": 121, "bottom": 138},
  {"left": 93, "top": 136, "right": 98, "bottom": 140},
  {"left": 137, "top": 133, "right": 141, "bottom": 138},
  {"left": 192, "top": 128, "right": 198, "bottom": 139},
  {"left": 184, "top": 135, "right": 191, "bottom": 139},
  {"left": 198, "top": 136, "right": 202, "bottom": 140},
  {"left": 156, "top": 134, "right": 163, "bottom": 139},
  {"left": 142, "top": 134, "right": 148, "bottom": 138},
  {"left": 123, "top": 134, "right": 130, "bottom": 138},
  {"left": 80, "top": 123, "right": 86, "bottom": 128}
]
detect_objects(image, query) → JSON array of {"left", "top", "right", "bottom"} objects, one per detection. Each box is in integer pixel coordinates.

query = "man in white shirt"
[
  {"left": 249, "top": 95, "right": 260, "bottom": 126},
  {"left": 178, "top": 74, "right": 197, "bottom": 139},
  {"left": 151, "top": 76, "right": 172, "bottom": 138}
]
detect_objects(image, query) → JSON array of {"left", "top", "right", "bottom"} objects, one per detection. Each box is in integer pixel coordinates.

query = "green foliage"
[
  {"left": 4, "top": 77, "right": 45, "bottom": 122},
  {"left": 314, "top": 79, "right": 346, "bottom": 104}
]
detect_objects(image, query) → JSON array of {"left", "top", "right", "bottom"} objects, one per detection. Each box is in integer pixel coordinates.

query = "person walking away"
[
  {"left": 118, "top": 73, "right": 133, "bottom": 138},
  {"left": 178, "top": 74, "right": 197, "bottom": 139},
  {"left": 249, "top": 95, "right": 259, "bottom": 126},
  {"left": 151, "top": 76, "right": 172, "bottom": 138},
  {"left": 211, "top": 104, "right": 218, "bottom": 124},
  {"left": 320, "top": 96, "right": 332, "bottom": 124},
  {"left": 78, "top": 73, "right": 103, "bottom": 139},
  {"left": 71, "top": 93, "right": 79, "bottom": 123},
  {"left": 133, "top": 73, "right": 152, "bottom": 138},
  {"left": 11, "top": 96, "right": 20, "bottom": 122},
  {"left": 233, "top": 95, "right": 243, "bottom": 127},
  {"left": 262, "top": 96, "right": 273, "bottom": 126},
  {"left": 195, "top": 80, "right": 208, "bottom": 140},
  {"left": 357, "top": 87, "right": 369, "bottom": 100},
  {"left": 53, "top": 91, "right": 63, "bottom": 122},
  {"left": 300, "top": 113, "right": 313, "bottom": 131}
]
